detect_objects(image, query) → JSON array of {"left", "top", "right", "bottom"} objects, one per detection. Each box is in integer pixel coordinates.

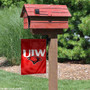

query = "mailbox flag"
[{"left": 21, "top": 39, "right": 46, "bottom": 75}]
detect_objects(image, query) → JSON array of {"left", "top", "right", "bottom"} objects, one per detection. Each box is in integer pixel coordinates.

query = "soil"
[{"left": 0, "top": 57, "right": 90, "bottom": 80}]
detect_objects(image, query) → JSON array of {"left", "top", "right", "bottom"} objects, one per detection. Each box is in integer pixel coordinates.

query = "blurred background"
[{"left": 0, "top": 0, "right": 90, "bottom": 65}]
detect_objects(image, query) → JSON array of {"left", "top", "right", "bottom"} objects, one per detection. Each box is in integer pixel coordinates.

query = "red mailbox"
[
  {"left": 20, "top": 4, "right": 71, "bottom": 90},
  {"left": 20, "top": 4, "right": 71, "bottom": 35}
]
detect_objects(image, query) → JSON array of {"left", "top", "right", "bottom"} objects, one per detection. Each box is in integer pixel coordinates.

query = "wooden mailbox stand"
[
  {"left": 48, "top": 34, "right": 58, "bottom": 90},
  {"left": 21, "top": 4, "right": 71, "bottom": 90}
]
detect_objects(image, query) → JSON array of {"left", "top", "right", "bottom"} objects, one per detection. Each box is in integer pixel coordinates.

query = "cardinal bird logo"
[{"left": 27, "top": 56, "right": 42, "bottom": 64}]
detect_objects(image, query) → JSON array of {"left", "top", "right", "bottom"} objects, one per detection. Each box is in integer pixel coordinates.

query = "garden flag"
[{"left": 21, "top": 39, "right": 46, "bottom": 75}]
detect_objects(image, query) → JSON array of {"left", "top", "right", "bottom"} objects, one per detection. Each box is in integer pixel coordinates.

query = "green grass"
[
  {"left": 0, "top": 70, "right": 90, "bottom": 90},
  {"left": 0, "top": 8, "right": 42, "bottom": 65}
]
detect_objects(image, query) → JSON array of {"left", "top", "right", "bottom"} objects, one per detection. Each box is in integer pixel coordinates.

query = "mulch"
[{"left": 0, "top": 57, "right": 90, "bottom": 80}]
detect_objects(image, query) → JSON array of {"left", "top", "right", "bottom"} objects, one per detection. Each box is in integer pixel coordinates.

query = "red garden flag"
[{"left": 21, "top": 39, "right": 46, "bottom": 75}]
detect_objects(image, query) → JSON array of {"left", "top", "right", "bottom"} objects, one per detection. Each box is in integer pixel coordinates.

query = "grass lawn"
[{"left": 0, "top": 70, "right": 90, "bottom": 90}]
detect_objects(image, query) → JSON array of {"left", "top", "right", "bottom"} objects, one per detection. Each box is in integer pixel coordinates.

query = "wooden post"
[{"left": 48, "top": 34, "right": 58, "bottom": 90}]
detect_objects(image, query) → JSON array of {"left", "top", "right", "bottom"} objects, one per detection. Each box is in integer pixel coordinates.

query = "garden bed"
[{"left": 0, "top": 57, "right": 90, "bottom": 80}]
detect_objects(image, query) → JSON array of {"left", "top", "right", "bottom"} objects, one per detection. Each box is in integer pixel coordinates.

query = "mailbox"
[
  {"left": 20, "top": 4, "right": 71, "bottom": 90},
  {"left": 20, "top": 4, "right": 71, "bottom": 35}
]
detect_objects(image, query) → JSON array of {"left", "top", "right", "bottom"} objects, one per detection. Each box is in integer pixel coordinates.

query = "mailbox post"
[
  {"left": 48, "top": 34, "right": 58, "bottom": 90},
  {"left": 21, "top": 4, "right": 71, "bottom": 90}
]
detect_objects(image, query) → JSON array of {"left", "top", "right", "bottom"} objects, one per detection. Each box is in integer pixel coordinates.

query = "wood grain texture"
[
  {"left": 20, "top": 4, "right": 71, "bottom": 17},
  {"left": 30, "top": 21, "right": 68, "bottom": 29},
  {"left": 24, "top": 23, "right": 28, "bottom": 29},
  {"left": 20, "top": 4, "right": 71, "bottom": 31},
  {"left": 23, "top": 17, "right": 29, "bottom": 29},
  {"left": 48, "top": 34, "right": 58, "bottom": 90},
  {"left": 24, "top": 17, "right": 28, "bottom": 23},
  {"left": 26, "top": 7, "right": 71, "bottom": 17},
  {"left": 27, "top": 11, "right": 71, "bottom": 17},
  {"left": 24, "top": 16, "right": 68, "bottom": 29},
  {"left": 25, "top": 8, "right": 69, "bottom": 12}
]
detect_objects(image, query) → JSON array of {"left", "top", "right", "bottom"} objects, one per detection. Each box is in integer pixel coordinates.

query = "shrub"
[
  {"left": 78, "top": 15, "right": 90, "bottom": 63},
  {"left": 58, "top": 32, "right": 87, "bottom": 60},
  {"left": 78, "top": 15, "right": 90, "bottom": 36}
]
